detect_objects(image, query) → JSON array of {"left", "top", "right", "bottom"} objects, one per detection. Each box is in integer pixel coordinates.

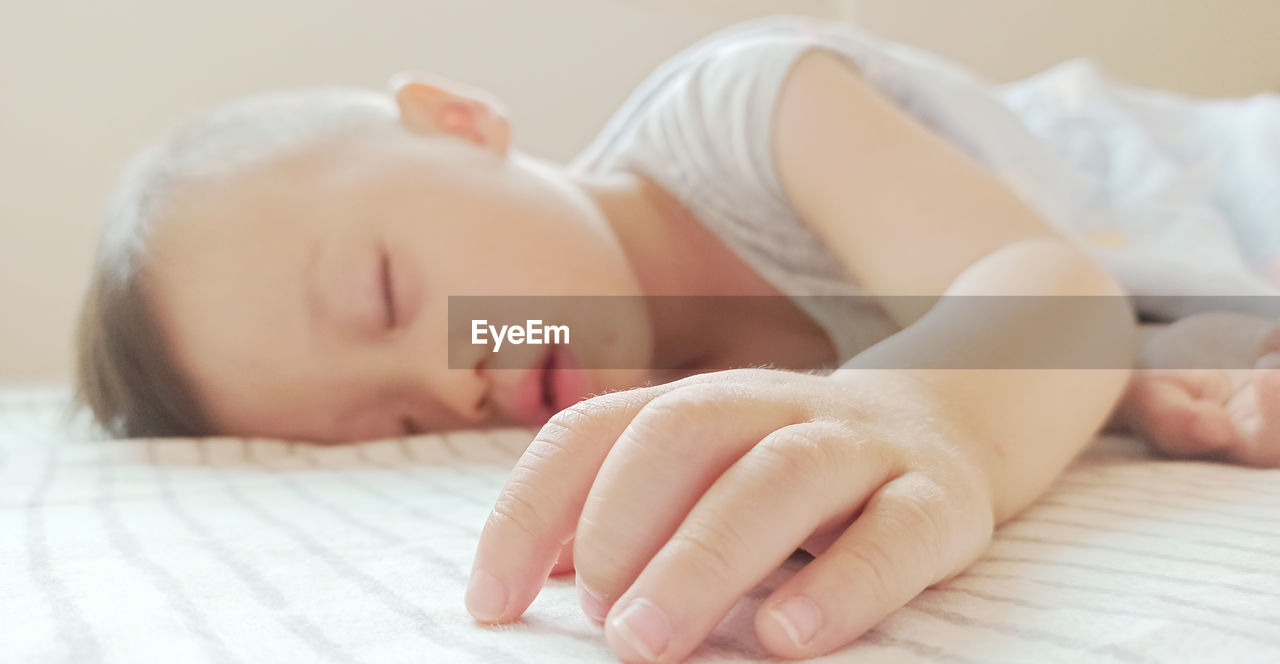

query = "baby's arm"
[
  {"left": 465, "top": 242, "right": 1135, "bottom": 663},
  {"left": 775, "top": 49, "right": 1135, "bottom": 521},
  {"left": 840, "top": 239, "right": 1135, "bottom": 521}
]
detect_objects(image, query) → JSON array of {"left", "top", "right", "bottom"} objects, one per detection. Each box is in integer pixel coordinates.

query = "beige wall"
[
  {"left": 2, "top": 0, "right": 1277, "bottom": 386},
  {"left": 850, "top": 0, "right": 1280, "bottom": 95}
]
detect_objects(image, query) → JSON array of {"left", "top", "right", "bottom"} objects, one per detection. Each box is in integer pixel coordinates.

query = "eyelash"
[{"left": 379, "top": 248, "right": 397, "bottom": 329}]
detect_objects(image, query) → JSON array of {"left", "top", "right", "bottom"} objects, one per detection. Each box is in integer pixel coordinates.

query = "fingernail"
[
  {"left": 577, "top": 580, "right": 609, "bottom": 623},
  {"left": 769, "top": 596, "right": 823, "bottom": 648},
  {"left": 609, "top": 598, "right": 669, "bottom": 661},
  {"left": 466, "top": 568, "right": 508, "bottom": 622}
]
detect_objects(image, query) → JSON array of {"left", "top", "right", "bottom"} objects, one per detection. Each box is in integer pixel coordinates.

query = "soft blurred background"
[{"left": 2, "top": 0, "right": 1278, "bottom": 387}]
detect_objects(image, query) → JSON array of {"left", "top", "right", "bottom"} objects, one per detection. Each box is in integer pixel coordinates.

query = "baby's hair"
[{"left": 76, "top": 88, "right": 397, "bottom": 438}]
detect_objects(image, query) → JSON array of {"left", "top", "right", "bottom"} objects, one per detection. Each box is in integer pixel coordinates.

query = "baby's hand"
[
  {"left": 465, "top": 368, "right": 995, "bottom": 662},
  {"left": 1121, "top": 312, "right": 1280, "bottom": 467}
]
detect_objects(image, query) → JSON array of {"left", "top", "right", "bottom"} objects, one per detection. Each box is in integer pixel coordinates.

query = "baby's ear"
[{"left": 388, "top": 72, "right": 510, "bottom": 156}]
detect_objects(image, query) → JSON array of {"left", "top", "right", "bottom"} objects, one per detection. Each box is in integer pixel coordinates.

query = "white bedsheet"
[
  {"left": 2, "top": 388, "right": 1278, "bottom": 663},
  {"left": 11, "top": 22, "right": 1279, "bottom": 663},
  {"left": 997, "top": 60, "right": 1280, "bottom": 321}
]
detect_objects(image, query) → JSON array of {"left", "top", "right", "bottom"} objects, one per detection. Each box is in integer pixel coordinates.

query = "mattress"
[{"left": 2, "top": 387, "right": 1278, "bottom": 663}]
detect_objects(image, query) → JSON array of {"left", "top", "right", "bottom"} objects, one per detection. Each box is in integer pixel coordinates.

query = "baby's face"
[{"left": 145, "top": 130, "right": 652, "bottom": 442}]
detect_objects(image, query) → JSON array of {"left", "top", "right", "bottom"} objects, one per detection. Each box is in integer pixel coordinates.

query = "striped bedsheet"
[{"left": 2, "top": 388, "right": 1278, "bottom": 663}]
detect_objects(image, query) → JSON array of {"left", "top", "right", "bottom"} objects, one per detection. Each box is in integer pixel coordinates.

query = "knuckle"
[
  {"left": 539, "top": 384, "right": 664, "bottom": 434},
  {"left": 755, "top": 419, "right": 873, "bottom": 483},
  {"left": 572, "top": 554, "right": 629, "bottom": 600},
  {"left": 829, "top": 536, "right": 900, "bottom": 609},
  {"left": 624, "top": 385, "right": 731, "bottom": 444},
  {"left": 754, "top": 426, "right": 837, "bottom": 484},
  {"left": 647, "top": 384, "right": 733, "bottom": 418},
  {"left": 538, "top": 398, "right": 608, "bottom": 442},
  {"left": 834, "top": 478, "right": 964, "bottom": 601},
  {"left": 679, "top": 366, "right": 782, "bottom": 386},
  {"left": 873, "top": 474, "right": 957, "bottom": 564},
  {"left": 528, "top": 388, "right": 645, "bottom": 457},
  {"left": 506, "top": 436, "right": 577, "bottom": 504},
  {"left": 571, "top": 516, "right": 641, "bottom": 591},
  {"left": 520, "top": 431, "right": 573, "bottom": 470},
  {"left": 668, "top": 518, "right": 744, "bottom": 583},
  {"left": 487, "top": 482, "right": 554, "bottom": 541}
]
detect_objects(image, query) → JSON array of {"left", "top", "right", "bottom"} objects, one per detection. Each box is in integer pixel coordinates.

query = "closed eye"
[{"left": 379, "top": 247, "right": 397, "bottom": 329}]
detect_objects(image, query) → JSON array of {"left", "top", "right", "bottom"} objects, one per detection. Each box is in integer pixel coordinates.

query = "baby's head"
[{"left": 77, "top": 78, "right": 653, "bottom": 443}]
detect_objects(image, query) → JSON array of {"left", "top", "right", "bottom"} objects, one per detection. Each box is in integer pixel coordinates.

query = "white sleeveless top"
[{"left": 569, "top": 16, "right": 905, "bottom": 364}]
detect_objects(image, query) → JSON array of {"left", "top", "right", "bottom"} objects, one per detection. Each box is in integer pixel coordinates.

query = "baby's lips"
[{"left": 494, "top": 347, "right": 555, "bottom": 426}]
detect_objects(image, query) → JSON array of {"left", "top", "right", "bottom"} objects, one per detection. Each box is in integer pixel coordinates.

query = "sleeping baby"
[{"left": 75, "top": 15, "right": 1280, "bottom": 664}]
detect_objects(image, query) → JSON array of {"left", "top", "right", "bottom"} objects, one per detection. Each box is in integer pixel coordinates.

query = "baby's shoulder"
[{"left": 571, "top": 15, "right": 858, "bottom": 179}]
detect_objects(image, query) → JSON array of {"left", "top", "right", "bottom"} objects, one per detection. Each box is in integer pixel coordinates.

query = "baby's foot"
[{"left": 1117, "top": 312, "right": 1280, "bottom": 467}]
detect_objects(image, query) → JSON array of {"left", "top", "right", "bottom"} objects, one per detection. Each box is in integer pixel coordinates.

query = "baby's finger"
[
  {"left": 756, "top": 472, "right": 991, "bottom": 659},
  {"left": 602, "top": 420, "right": 901, "bottom": 663},
  {"left": 467, "top": 386, "right": 663, "bottom": 623},
  {"left": 574, "top": 382, "right": 806, "bottom": 621},
  {"left": 1237, "top": 361, "right": 1280, "bottom": 466},
  {"left": 468, "top": 371, "right": 761, "bottom": 623},
  {"left": 1127, "top": 373, "right": 1235, "bottom": 457}
]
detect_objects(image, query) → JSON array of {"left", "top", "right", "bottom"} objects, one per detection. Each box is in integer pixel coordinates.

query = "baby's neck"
[{"left": 571, "top": 169, "right": 801, "bottom": 373}]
